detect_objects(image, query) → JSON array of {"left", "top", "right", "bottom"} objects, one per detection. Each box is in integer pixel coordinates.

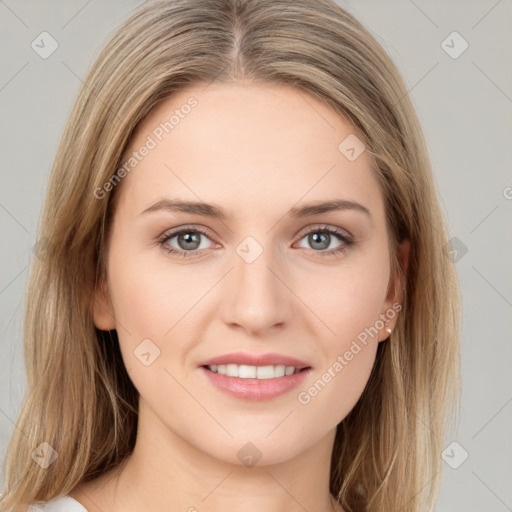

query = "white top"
[{"left": 29, "top": 496, "right": 88, "bottom": 511}]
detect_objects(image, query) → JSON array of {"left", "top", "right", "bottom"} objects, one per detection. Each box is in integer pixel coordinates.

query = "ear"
[
  {"left": 378, "top": 238, "right": 410, "bottom": 342},
  {"left": 92, "top": 278, "right": 116, "bottom": 331}
]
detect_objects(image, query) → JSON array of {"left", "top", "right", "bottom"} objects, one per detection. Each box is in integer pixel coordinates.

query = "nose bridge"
[{"left": 221, "top": 234, "right": 290, "bottom": 333}]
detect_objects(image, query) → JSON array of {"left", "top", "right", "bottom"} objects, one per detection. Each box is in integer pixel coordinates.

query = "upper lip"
[{"left": 199, "top": 351, "right": 311, "bottom": 369}]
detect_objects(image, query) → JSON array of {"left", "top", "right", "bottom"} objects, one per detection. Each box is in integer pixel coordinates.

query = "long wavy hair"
[{"left": 1, "top": 0, "right": 461, "bottom": 510}]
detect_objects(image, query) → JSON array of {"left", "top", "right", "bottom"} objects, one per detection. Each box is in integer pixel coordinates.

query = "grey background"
[{"left": 1, "top": 1, "right": 511, "bottom": 510}]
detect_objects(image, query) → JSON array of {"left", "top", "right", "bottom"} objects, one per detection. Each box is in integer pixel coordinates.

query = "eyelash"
[{"left": 157, "top": 224, "right": 354, "bottom": 259}]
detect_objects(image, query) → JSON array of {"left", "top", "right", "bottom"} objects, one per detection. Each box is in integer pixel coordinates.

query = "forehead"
[{"left": 117, "top": 81, "right": 383, "bottom": 222}]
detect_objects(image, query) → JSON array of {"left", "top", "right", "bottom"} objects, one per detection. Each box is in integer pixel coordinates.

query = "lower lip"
[{"left": 199, "top": 366, "right": 312, "bottom": 401}]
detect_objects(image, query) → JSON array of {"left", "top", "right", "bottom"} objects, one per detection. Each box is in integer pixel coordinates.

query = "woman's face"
[{"left": 94, "top": 81, "right": 407, "bottom": 466}]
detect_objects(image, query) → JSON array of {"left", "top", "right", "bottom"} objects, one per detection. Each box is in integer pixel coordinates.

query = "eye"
[
  {"left": 294, "top": 225, "right": 354, "bottom": 257},
  {"left": 158, "top": 226, "right": 216, "bottom": 258},
  {"left": 157, "top": 224, "right": 354, "bottom": 259}
]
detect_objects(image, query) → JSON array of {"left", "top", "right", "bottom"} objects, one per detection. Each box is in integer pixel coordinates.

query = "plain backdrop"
[{"left": 1, "top": 1, "right": 511, "bottom": 510}]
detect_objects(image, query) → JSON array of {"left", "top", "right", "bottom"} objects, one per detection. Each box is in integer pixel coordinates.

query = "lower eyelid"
[
  {"left": 159, "top": 227, "right": 352, "bottom": 257},
  {"left": 160, "top": 230, "right": 213, "bottom": 252},
  {"left": 295, "top": 233, "right": 352, "bottom": 254}
]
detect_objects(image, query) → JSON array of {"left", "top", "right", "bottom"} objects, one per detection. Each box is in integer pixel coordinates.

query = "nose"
[{"left": 220, "top": 241, "right": 293, "bottom": 336}]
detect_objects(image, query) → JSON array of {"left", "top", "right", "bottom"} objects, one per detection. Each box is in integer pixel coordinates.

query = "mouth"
[
  {"left": 198, "top": 352, "right": 312, "bottom": 400},
  {"left": 202, "top": 363, "right": 310, "bottom": 379}
]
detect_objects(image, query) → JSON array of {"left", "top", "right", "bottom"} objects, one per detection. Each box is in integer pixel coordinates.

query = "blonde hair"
[{"left": 1, "top": 0, "right": 461, "bottom": 510}]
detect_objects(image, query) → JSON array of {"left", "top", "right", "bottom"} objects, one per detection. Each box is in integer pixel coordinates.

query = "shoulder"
[{"left": 29, "top": 496, "right": 88, "bottom": 512}]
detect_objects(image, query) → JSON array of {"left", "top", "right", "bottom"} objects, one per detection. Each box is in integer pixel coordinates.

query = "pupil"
[
  {"left": 310, "top": 232, "right": 329, "bottom": 250},
  {"left": 180, "top": 232, "right": 200, "bottom": 250}
]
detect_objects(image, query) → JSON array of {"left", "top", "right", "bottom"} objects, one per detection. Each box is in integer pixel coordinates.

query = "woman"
[{"left": 0, "top": 0, "right": 461, "bottom": 511}]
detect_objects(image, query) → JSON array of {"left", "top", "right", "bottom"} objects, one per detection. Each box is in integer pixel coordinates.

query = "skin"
[{"left": 70, "top": 80, "right": 409, "bottom": 512}]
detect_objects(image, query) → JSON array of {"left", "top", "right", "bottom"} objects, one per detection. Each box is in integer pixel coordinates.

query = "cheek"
[
  {"left": 107, "top": 246, "right": 205, "bottom": 337},
  {"left": 293, "top": 256, "right": 388, "bottom": 415},
  {"left": 105, "top": 243, "right": 216, "bottom": 386},
  {"left": 296, "top": 340, "right": 378, "bottom": 429},
  {"left": 300, "top": 256, "right": 390, "bottom": 343},
  {"left": 295, "top": 267, "right": 386, "bottom": 419}
]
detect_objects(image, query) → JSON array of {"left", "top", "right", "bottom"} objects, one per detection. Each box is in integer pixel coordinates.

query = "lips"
[
  {"left": 198, "top": 351, "right": 313, "bottom": 401},
  {"left": 198, "top": 351, "right": 311, "bottom": 369}
]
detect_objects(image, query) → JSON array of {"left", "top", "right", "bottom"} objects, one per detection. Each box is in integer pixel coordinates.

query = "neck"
[{"left": 72, "top": 399, "right": 344, "bottom": 512}]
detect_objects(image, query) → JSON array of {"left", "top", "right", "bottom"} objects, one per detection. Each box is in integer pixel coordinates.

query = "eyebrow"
[{"left": 139, "top": 198, "right": 372, "bottom": 222}]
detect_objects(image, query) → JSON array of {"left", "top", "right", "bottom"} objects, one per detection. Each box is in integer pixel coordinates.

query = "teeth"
[
  {"left": 207, "top": 364, "right": 301, "bottom": 379},
  {"left": 226, "top": 364, "right": 239, "bottom": 377}
]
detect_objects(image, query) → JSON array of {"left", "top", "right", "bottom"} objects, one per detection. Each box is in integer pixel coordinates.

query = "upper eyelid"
[{"left": 159, "top": 223, "right": 353, "bottom": 245}]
